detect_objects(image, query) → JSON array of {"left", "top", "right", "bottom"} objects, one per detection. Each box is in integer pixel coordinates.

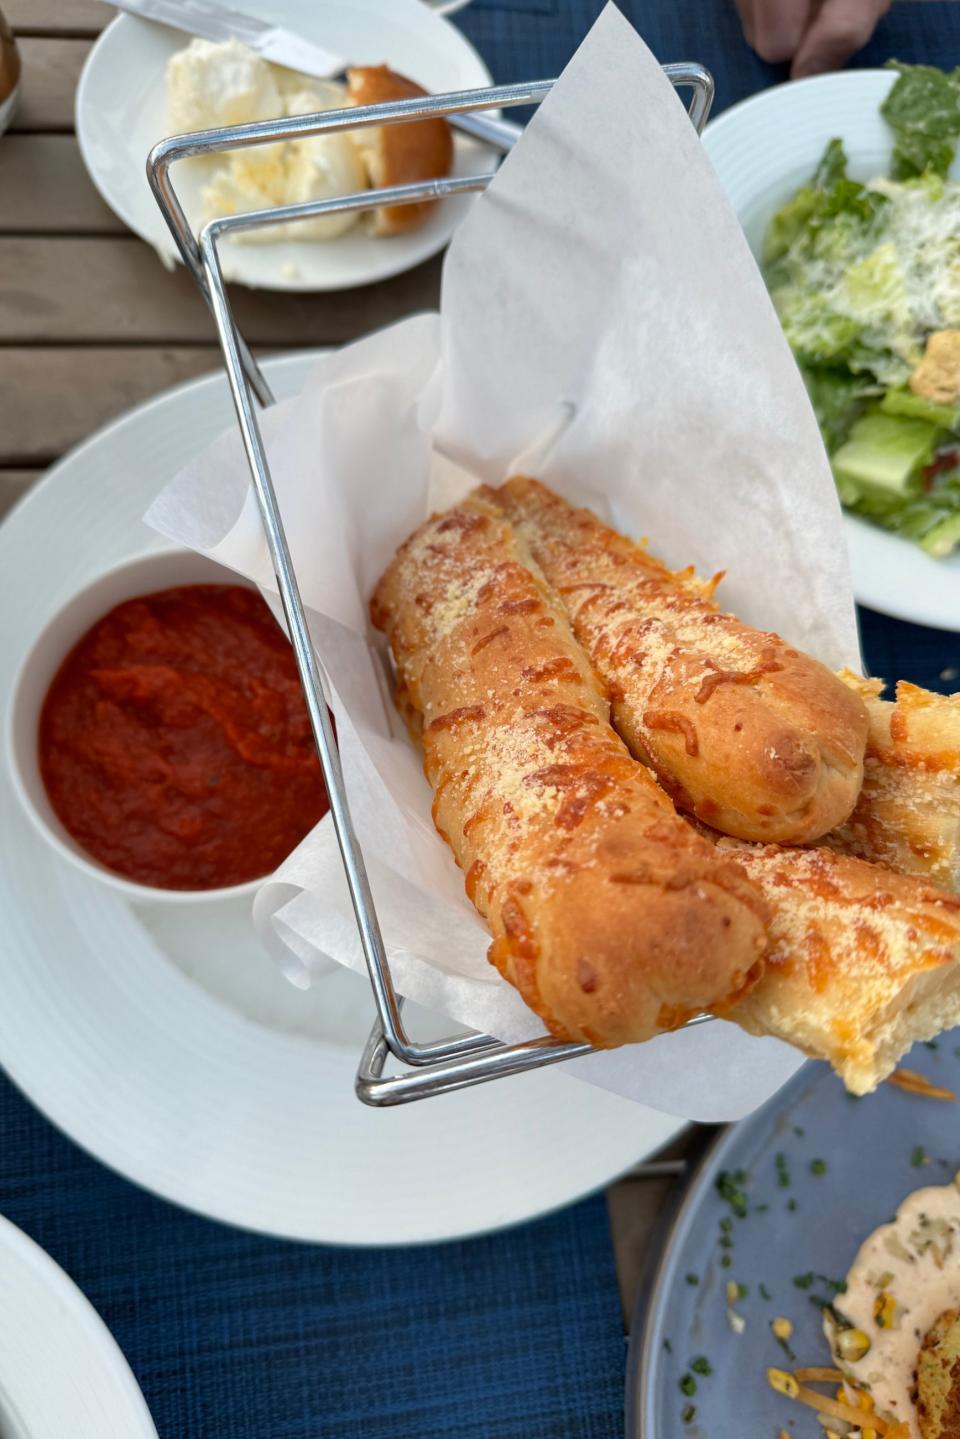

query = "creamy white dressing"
[{"left": 826, "top": 1179, "right": 960, "bottom": 1438}]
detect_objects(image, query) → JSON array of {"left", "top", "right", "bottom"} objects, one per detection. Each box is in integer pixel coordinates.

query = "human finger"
[
  {"left": 791, "top": 0, "right": 891, "bottom": 77},
  {"left": 741, "top": 0, "right": 814, "bottom": 63}
]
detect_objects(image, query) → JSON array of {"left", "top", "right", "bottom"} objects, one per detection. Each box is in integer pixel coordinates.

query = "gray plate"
[{"left": 627, "top": 1037, "right": 960, "bottom": 1437}]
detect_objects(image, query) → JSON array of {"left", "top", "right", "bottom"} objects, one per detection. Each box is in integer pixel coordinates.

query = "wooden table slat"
[
  {"left": 0, "top": 135, "right": 125, "bottom": 232},
  {"left": 6, "top": 2, "right": 110, "bottom": 36},
  {"left": 0, "top": 468, "right": 43, "bottom": 521},
  {"left": 10, "top": 37, "right": 92, "bottom": 132},
  {"left": 0, "top": 237, "right": 443, "bottom": 344},
  {"left": 0, "top": 346, "right": 227, "bottom": 464}
]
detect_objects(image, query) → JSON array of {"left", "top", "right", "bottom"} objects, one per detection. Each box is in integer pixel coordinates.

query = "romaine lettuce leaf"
[
  {"left": 849, "top": 467, "right": 960, "bottom": 556},
  {"left": 841, "top": 241, "right": 910, "bottom": 333},
  {"left": 763, "top": 140, "right": 887, "bottom": 266},
  {"left": 831, "top": 408, "right": 941, "bottom": 496},
  {"left": 774, "top": 288, "right": 863, "bottom": 367},
  {"left": 801, "top": 367, "right": 876, "bottom": 452},
  {"left": 880, "top": 387, "right": 960, "bottom": 431},
  {"left": 881, "top": 62, "right": 960, "bottom": 179}
]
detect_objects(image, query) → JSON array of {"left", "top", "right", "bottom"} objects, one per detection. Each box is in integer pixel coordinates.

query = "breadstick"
[
  {"left": 495, "top": 477, "right": 868, "bottom": 846},
  {"left": 370, "top": 492, "right": 769, "bottom": 1047},
  {"left": 827, "top": 672, "right": 960, "bottom": 891},
  {"left": 726, "top": 843, "right": 960, "bottom": 1094}
]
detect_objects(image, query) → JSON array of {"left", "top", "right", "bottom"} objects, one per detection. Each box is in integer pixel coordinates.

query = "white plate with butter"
[
  {"left": 0, "top": 1216, "right": 156, "bottom": 1439},
  {"left": 76, "top": 0, "right": 494, "bottom": 291}
]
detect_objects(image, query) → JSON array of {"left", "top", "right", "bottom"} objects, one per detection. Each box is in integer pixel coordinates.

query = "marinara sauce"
[{"left": 39, "top": 584, "right": 329, "bottom": 890}]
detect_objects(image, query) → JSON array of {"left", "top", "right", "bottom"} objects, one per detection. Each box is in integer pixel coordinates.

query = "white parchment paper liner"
[{"left": 147, "top": 5, "right": 861, "bottom": 1121}]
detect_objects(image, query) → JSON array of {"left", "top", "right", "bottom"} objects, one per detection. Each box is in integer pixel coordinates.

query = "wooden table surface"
[{"left": 1, "top": 0, "right": 700, "bottom": 1325}]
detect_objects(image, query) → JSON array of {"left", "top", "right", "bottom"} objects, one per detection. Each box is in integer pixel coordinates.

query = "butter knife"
[{"left": 102, "top": 0, "right": 522, "bottom": 151}]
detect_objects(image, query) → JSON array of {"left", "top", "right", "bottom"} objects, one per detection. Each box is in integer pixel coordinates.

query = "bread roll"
[
  {"left": 346, "top": 65, "right": 453, "bottom": 235},
  {"left": 726, "top": 843, "right": 960, "bottom": 1094},
  {"left": 828, "top": 671, "right": 960, "bottom": 891},
  {"left": 496, "top": 477, "right": 869, "bottom": 845},
  {"left": 370, "top": 492, "right": 770, "bottom": 1047}
]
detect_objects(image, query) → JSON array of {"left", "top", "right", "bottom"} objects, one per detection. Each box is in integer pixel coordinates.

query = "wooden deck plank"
[
  {"left": 0, "top": 135, "right": 124, "bottom": 232},
  {"left": 0, "top": 346, "right": 226, "bottom": 463},
  {"left": 10, "top": 37, "right": 92, "bottom": 132},
  {"left": 5, "top": 1, "right": 110, "bottom": 35},
  {"left": 0, "top": 469, "right": 43, "bottom": 521},
  {"left": 0, "top": 236, "right": 442, "bottom": 344}
]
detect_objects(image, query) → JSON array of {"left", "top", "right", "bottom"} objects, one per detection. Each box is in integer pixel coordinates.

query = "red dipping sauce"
[{"left": 39, "top": 584, "right": 329, "bottom": 890}]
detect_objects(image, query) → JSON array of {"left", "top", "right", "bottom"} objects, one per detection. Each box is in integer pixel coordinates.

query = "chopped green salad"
[{"left": 763, "top": 63, "right": 960, "bottom": 558}]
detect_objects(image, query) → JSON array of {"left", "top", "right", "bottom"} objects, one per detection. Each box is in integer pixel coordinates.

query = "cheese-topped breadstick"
[
  {"left": 370, "top": 491, "right": 769, "bottom": 1047},
  {"left": 827, "top": 672, "right": 960, "bottom": 891},
  {"left": 726, "top": 843, "right": 960, "bottom": 1095},
  {"left": 496, "top": 477, "right": 868, "bottom": 845}
]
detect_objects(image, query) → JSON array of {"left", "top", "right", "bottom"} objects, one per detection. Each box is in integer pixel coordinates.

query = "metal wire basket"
[{"left": 146, "top": 64, "right": 716, "bottom": 1106}]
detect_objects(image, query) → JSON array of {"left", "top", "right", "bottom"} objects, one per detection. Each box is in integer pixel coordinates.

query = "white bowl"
[
  {"left": 702, "top": 69, "right": 960, "bottom": 632},
  {"left": 6, "top": 548, "right": 273, "bottom": 906}
]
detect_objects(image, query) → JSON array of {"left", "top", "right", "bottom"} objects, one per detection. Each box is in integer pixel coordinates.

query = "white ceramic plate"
[
  {"left": 0, "top": 353, "right": 683, "bottom": 1246},
  {"left": 0, "top": 1215, "right": 157, "bottom": 1439},
  {"left": 76, "top": 0, "right": 494, "bottom": 292},
  {"left": 704, "top": 70, "right": 960, "bottom": 632}
]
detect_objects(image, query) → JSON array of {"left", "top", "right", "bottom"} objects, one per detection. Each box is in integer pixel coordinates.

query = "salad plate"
[
  {"left": 0, "top": 1214, "right": 157, "bottom": 1439},
  {"left": 0, "top": 351, "right": 685, "bottom": 1246},
  {"left": 704, "top": 70, "right": 960, "bottom": 632},
  {"left": 76, "top": 0, "right": 494, "bottom": 292},
  {"left": 627, "top": 1037, "right": 960, "bottom": 1438}
]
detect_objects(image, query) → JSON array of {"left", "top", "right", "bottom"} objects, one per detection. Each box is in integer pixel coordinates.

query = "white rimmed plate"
[
  {"left": 76, "top": 0, "right": 494, "bottom": 292},
  {"left": 703, "top": 70, "right": 960, "bottom": 632},
  {"left": 0, "top": 352, "right": 684, "bottom": 1245},
  {"left": 0, "top": 1214, "right": 157, "bottom": 1439}
]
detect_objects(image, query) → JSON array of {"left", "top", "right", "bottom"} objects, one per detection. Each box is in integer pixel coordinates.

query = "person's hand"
[{"left": 735, "top": 0, "right": 892, "bottom": 79}]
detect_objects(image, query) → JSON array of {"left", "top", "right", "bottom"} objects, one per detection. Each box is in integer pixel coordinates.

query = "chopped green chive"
[
  {"left": 754, "top": 1202, "right": 769, "bottom": 1214},
  {"left": 924, "top": 1041, "right": 939, "bottom": 1051},
  {"left": 775, "top": 1153, "right": 791, "bottom": 1189},
  {"left": 720, "top": 1254, "right": 732, "bottom": 1269},
  {"left": 685, "top": 1272, "right": 699, "bottom": 1287},
  {"left": 664, "top": 1338, "right": 672, "bottom": 1353},
  {"left": 716, "top": 1169, "right": 750, "bottom": 1218},
  {"left": 793, "top": 1126, "right": 805, "bottom": 1138},
  {"left": 682, "top": 1404, "right": 696, "bottom": 1424},
  {"left": 691, "top": 1356, "right": 713, "bottom": 1376},
  {"left": 775, "top": 1334, "right": 796, "bottom": 1363},
  {"left": 793, "top": 1272, "right": 815, "bottom": 1290},
  {"left": 736, "top": 1282, "right": 748, "bottom": 1299},
  {"left": 810, "top": 1158, "right": 827, "bottom": 1176},
  {"left": 787, "top": 1199, "right": 798, "bottom": 1212},
  {"left": 912, "top": 1146, "right": 928, "bottom": 1168},
  {"left": 680, "top": 1374, "right": 697, "bottom": 1397},
  {"left": 759, "top": 1282, "right": 772, "bottom": 1301}
]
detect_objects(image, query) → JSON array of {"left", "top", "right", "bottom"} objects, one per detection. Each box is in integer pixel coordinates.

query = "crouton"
[{"left": 911, "top": 330, "right": 960, "bottom": 408}]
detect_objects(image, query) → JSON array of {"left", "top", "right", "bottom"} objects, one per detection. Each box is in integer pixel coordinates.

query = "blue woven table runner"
[
  {"left": 4, "top": 4, "right": 960, "bottom": 1437},
  {"left": 0, "top": 1068, "right": 625, "bottom": 1438}
]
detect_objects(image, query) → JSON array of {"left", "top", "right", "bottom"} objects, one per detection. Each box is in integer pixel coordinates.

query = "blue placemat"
[
  {"left": 3, "top": 6, "right": 960, "bottom": 1438},
  {"left": 456, "top": 0, "right": 960, "bottom": 116},
  {"left": 0, "top": 1068, "right": 624, "bottom": 1439}
]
